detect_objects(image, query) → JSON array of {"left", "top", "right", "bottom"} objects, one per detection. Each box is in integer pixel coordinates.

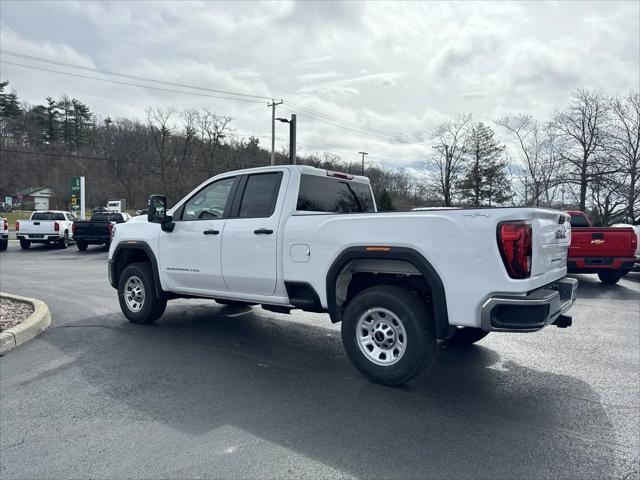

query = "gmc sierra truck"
[
  {"left": 566, "top": 211, "right": 637, "bottom": 284},
  {"left": 16, "top": 210, "right": 75, "bottom": 249},
  {"left": 108, "top": 165, "right": 577, "bottom": 385}
]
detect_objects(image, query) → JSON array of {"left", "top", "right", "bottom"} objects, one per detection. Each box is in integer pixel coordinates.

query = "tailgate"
[
  {"left": 20, "top": 221, "right": 57, "bottom": 234},
  {"left": 570, "top": 228, "right": 636, "bottom": 257},
  {"left": 530, "top": 210, "right": 571, "bottom": 279},
  {"left": 75, "top": 221, "right": 108, "bottom": 235}
]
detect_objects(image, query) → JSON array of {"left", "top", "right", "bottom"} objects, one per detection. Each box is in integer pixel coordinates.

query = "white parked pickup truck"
[
  {"left": 0, "top": 216, "right": 8, "bottom": 250},
  {"left": 16, "top": 210, "right": 75, "bottom": 249},
  {"left": 108, "top": 165, "right": 577, "bottom": 385}
]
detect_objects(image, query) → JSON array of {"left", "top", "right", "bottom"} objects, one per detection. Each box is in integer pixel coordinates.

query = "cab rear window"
[
  {"left": 296, "top": 174, "right": 375, "bottom": 213},
  {"left": 32, "top": 212, "right": 65, "bottom": 221}
]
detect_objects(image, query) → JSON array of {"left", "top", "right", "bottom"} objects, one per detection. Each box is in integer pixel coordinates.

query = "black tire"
[
  {"left": 20, "top": 239, "right": 31, "bottom": 249},
  {"left": 443, "top": 327, "right": 489, "bottom": 347},
  {"left": 58, "top": 232, "right": 69, "bottom": 249},
  {"left": 118, "top": 262, "right": 167, "bottom": 324},
  {"left": 0, "top": 239, "right": 7, "bottom": 251},
  {"left": 77, "top": 240, "right": 88, "bottom": 251},
  {"left": 598, "top": 270, "right": 623, "bottom": 285},
  {"left": 215, "top": 299, "right": 255, "bottom": 307},
  {"left": 341, "top": 285, "right": 436, "bottom": 386}
]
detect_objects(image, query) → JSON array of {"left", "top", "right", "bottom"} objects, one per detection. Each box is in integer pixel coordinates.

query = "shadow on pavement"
[{"left": 24, "top": 302, "right": 622, "bottom": 479}]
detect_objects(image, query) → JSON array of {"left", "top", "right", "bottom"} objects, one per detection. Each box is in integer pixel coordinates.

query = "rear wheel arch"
[{"left": 326, "top": 246, "right": 450, "bottom": 339}]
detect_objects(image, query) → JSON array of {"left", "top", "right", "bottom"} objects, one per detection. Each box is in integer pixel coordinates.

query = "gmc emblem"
[{"left": 555, "top": 227, "right": 568, "bottom": 239}]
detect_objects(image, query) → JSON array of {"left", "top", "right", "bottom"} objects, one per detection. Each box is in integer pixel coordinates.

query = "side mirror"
[{"left": 148, "top": 195, "right": 174, "bottom": 232}]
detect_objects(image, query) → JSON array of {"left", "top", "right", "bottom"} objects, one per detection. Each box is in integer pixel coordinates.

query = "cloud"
[{"left": 0, "top": 0, "right": 637, "bottom": 172}]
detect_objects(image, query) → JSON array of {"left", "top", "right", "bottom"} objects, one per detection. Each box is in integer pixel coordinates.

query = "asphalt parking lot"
[{"left": 0, "top": 241, "right": 638, "bottom": 479}]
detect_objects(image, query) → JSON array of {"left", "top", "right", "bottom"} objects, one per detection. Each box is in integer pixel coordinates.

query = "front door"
[
  {"left": 159, "top": 176, "right": 238, "bottom": 293},
  {"left": 221, "top": 172, "right": 285, "bottom": 296}
]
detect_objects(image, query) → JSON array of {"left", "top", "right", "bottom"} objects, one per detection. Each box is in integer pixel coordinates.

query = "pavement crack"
[{"left": 0, "top": 438, "right": 24, "bottom": 450}]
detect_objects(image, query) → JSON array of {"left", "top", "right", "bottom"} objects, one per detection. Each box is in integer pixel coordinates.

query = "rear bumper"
[
  {"left": 74, "top": 235, "right": 109, "bottom": 244},
  {"left": 568, "top": 257, "right": 636, "bottom": 272},
  {"left": 480, "top": 277, "right": 578, "bottom": 332},
  {"left": 17, "top": 234, "right": 60, "bottom": 242}
]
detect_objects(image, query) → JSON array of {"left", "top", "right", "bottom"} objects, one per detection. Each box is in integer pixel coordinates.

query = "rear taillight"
[
  {"left": 107, "top": 223, "right": 113, "bottom": 234},
  {"left": 3, "top": 219, "right": 7, "bottom": 231},
  {"left": 54, "top": 221, "right": 60, "bottom": 232},
  {"left": 498, "top": 221, "right": 532, "bottom": 279},
  {"left": 72, "top": 223, "right": 76, "bottom": 234},
  {"left": 15, "top": 221, "right": 19, "bottom": 231},
  {"left": 632, "top": 233, "right": 638, "bottom": 251}
]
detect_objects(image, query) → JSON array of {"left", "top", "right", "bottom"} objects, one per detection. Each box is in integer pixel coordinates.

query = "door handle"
[
  {"left": 254, "top": 228, "right": 273, "bottom": 235},
  {"left": 203, "top": 229, "right": 220, "bottom": 235}
]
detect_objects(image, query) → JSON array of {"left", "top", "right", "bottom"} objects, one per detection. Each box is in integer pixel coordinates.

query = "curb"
[{"left": 0, "top": 292, "right": 51, "bottom": 354}]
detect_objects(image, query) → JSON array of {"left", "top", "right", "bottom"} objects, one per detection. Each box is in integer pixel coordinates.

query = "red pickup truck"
[{"left": 566, "top": 211, "right": 637, "bottom": 284}]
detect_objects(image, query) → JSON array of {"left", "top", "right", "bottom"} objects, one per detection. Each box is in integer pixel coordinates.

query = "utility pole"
[
  {"left": 267, "top": 99, "right": 283, "bottom": 165},
  {"left": 276, "top": 113, "right": 297, "bottom": 165},
  {"left": 358, "top": 151, "right": 368, "bottom": 175}
]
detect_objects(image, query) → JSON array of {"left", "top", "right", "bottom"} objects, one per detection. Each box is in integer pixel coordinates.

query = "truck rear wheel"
[
  {"left": 341, "top": 285, "right": 436, "bottom": 386},
  {"left": 20, "top": 239, "right": 30, "bottom": 249},
  {"left": 76, "top": 240, "right": 88, "bottom": 251},
  {"left": 443, "top": 327, "right": 489, "bottom": 346},
  {"left": 598, "top": 270, "right": 623, "bottom": 285},
  {"left": 118, "top": 262, "right": 167, "bottom": 324},
  {"left": 0, "top": 239, "right": 7, "bottom": 251},
  {"left": 58, "top": 232, "right": 69, "bottom": 249}
]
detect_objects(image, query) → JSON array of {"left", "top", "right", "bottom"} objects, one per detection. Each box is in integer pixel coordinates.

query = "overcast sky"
[{"left": 1, "top": 1, "right": 638, "bottom": 171}]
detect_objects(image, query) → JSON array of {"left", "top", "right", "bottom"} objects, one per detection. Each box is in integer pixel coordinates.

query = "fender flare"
[
  {"left": 110, "top": 241, "right": 166, "bottom": 299},
  {"left": 326, "top": 246, "right": 450, "bottom": 339}
]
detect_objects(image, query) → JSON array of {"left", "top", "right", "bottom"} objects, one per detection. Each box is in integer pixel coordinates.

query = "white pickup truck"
[
  {"left": 16, "top": 210, "right": 75, "bottom": 249},
  {"left": 0, "top": 216, "right": 8, "bottom": 250},
  {"left": 108, "top": 165, "right": 577, "bottom": 385}
]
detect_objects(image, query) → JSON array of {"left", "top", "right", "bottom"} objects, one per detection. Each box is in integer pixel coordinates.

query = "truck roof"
[{"left": 222, "top": 165, "right": 371, "bottom": 184}]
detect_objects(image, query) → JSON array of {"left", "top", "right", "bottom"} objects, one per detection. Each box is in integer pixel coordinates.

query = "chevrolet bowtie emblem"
[{"left": 591, "top": 239, "right": 605, "bottom": 245}]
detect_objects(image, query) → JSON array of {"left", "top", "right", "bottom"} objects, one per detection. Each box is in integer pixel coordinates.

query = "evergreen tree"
[
  {"left": 0, "top": 81, "right": 22, "bottom": 119},
  {"left": 458, "top": 122, "right": 511, "bottom": 206},
  {"left": 44, "top": 97, "right": 60, "bottom": 143},
  {"left": 377, "top": 189, "right": 394, "bottom": 211}
]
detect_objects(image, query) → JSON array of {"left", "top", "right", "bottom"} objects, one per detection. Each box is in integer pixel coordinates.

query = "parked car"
[
  {"left": 16, "top": 210, "right": 75, "bottom": 249},
  {"left": 135, "top": 208, "right": 148, "bottom": 216},
  {"left": 0, "top": 202, "right": 12, "bottom": 213},
  {"left": 72, "top": 212, "right": 130, "bottom": 251},
  {"left": 566, "top": 211, "right": 637, "bottom": 284},
  {"left": 108, "top": 165, "right": 577, "bottom": 386},
  {"left": 0, "top": 216, "right": 8, "bottom": 250},
  {"left": 92, "top": 206, "right": 109, "bottom": 214},
  {"left": 612, "top": 216, "right": 640, "bottom": 272}
]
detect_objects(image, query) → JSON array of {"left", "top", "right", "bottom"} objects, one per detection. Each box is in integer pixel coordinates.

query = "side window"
[
  {"left": 296, "top": 174, "right": 375, "bottom": 213},
  {"left": 237, "top": 173, "right": 283, "bottom": 218},
  {"left": 181, "top": 177, "right": 236, "bottom": 221}
]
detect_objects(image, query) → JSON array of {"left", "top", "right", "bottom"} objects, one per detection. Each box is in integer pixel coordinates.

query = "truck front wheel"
[
  {"left": 118, "top": 262, "right": 167, "bottom": 324},
  {"left": 341, "top": 285, "right": 436, "bottom": 386},
  {"left": 598, "top": 270, "right": 623, "bottom": 285}
]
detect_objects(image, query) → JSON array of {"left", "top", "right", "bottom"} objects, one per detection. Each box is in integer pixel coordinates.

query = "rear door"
[{"left": 221, "top": 171, "right": 286, "bottom": 296}]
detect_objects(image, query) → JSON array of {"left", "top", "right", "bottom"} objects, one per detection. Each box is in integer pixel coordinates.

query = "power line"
[
  {"left": 284, "top": 100, "right": 427, "bottom": 145},
  {"left": 0, "top": 60, "right": 265, "bottom": 104},
  {"left": 0, "top": 50, "right": 271, "bottom": 100}
]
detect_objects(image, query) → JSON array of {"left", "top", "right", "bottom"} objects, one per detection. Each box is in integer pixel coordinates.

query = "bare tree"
[
  {"left": 551, "top": 89, "right": 610, "bottom": 211},
  {"left": 426, "top": 113, "right": 472, "bottom": 206},
  {"left": 196, "top": 109, "right": 232, "bottom": 177},
  {"left": 496, "top": 115, "right": 562, "bottom": 206},
  {"left": 146, "top": 107, "right": 176, "bottom": 197},
  {"left": 608, "top": 92, "right": 640, "bottom": 221}
]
